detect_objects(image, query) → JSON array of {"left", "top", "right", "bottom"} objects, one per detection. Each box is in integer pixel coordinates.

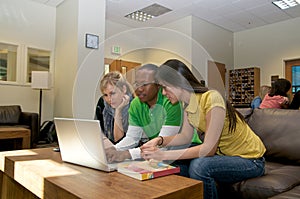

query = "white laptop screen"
[{"left": 54, "top": 118, "right": 117, "bottom": 172}]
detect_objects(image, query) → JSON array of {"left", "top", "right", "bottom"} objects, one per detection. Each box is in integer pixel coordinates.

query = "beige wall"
[
  {"left": 192, "top": 16, "right": 234, "bottom": 69},
  {"left": 105, "top": 15, "right": 233, "bottom": 97},
  {"left": 54, "top": 0, "right": 105, "bottom": 119},
  {"left": 2, "top": 0, "right": 299, "bottom": 121},
  {"left": 0, "top": 0, "right": 56, "bottom": 123},
  {"left": 191, "top": 16, "right": 233, "bottom": 96},
  {"left": 105, "top": 17, "right": 193, "bottom": 65},
  {"left": 53, "top": 0, "right": 79, "bottom": 118},
  {"left": 0, "top": 0, "right": 106, "bottom": 122},
  {"left": 234, "top": 17, "right": 300, "bottom": 86}
]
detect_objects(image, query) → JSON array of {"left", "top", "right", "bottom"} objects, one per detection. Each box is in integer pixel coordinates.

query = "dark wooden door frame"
[{"left": 285, "top": 58, "right": 300, "bottom": 97}]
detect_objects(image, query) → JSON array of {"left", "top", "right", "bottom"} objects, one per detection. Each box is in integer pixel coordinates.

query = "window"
[
  {"left": 0, "top": 43, "right": 17, "bottom": 82},
  {"left": 0, "top": 43, "right": 51, "bottom": 85},
  {"left": 27, "top": 48, "right": 50, "bottom": 83},
  {"left": 292, "top": 65, "right": 300, "bottom": 93},
  {"left": 121, "top": 66, "right": 127, "bottom": 75},
  {"left": 104, "top": 64, "right": 110, "bottom": 75}
]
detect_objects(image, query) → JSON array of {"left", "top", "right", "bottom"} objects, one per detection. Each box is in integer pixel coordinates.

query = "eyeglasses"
[{"left": 133, "top": 81, "right": 156, "bottom": 89}]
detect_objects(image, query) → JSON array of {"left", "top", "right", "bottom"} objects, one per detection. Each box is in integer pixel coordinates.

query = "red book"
[{"left": 117, "top": 160, "right": 180, "bottom": 181}]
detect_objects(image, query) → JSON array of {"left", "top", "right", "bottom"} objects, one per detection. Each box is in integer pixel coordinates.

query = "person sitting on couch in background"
[
  {"left": 260, "top": 78, "right": 291, "bottom": 109},
  {"left": 140, "top": 59, "right": 266, "bottom": 199},
  {"left": 95, "top": 71, "right": 134, "bottom": 144},
  {"left": 289, "top": 90, "right": 300, "bottom": 109},
  {"left": 251, "top": 85, "right": 271, "bottom": 109},
  {"left": 105, "top": 64, "right": 201, "bottom": 162}
]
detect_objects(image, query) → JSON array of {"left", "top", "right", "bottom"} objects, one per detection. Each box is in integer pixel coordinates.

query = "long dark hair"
[
  {"left": 157, "top": 59, "right": 244, "bottom": 132},
  {"left": 269, "top": 78, "right": 291, "bottom": 97}
]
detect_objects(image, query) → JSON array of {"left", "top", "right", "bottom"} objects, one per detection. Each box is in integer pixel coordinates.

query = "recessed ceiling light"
[
  {"left": 125, "top": 3, "right": 172, "bottom": 22},
  {"left": 272, "top": 0, "right": 300, "bottom": 10},
  {"left": 125, "top": 11, "right": 154, "bottom": 22}
]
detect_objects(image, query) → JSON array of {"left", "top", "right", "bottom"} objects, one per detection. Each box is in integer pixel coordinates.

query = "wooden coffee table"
[
  {"left": 0, "top": 147, "right": 203, "bottom": 199},
  {"left": 0, "top": 127, "right": 31, "bottom": 149}
]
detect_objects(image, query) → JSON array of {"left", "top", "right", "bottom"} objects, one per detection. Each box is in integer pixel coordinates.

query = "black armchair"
[{"left": 0, "top": 105, "right": 39, "bottom": 148}]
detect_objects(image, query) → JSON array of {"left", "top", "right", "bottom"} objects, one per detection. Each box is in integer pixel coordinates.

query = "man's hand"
[{"left": 105, "top": 147, "right": 131, "bottom": 163}]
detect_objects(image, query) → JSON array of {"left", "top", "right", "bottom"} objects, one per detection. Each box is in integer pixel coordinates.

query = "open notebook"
[{"left": 54, "top": 118, "right": 120, "bottom": 172}]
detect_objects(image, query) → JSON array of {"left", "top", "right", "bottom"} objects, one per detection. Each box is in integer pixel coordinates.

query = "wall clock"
[{"left": 85, "top": 33, "right": 99, "bottom": 49}]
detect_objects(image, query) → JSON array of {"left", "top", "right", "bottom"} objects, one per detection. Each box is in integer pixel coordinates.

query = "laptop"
[{"left": 54, "top": 118, "right": 118, "bottom": 172}]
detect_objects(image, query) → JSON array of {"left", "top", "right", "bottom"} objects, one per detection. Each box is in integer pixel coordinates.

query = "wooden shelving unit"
[{"left": 229, "top": 67, "right": 260, "bottom": 106}]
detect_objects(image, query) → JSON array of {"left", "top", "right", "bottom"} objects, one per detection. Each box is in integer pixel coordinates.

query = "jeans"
[
  {"left": 171, "top": 159, "right": 192, "bottom": 177},
  {"left": 188, "top": 155, "right": 265, "bottom": 199},
  {"left": 171, "top": 143, "right": 199, "bottom": 177}
]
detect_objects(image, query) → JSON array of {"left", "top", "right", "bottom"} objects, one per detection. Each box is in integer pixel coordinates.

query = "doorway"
[
  {"left": 285, "top": 58, "right": 300, "bottom": 98},
  {"left": 207, "top": 60, "right": 226, "bottom": 97},
  {"left": 104, "top": 58, "right": 141, "bottom": 84}
]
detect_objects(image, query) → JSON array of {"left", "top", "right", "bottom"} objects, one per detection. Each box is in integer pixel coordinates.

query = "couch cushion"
[
  {"left": 0, "top": 105, "right": 21, "bottom": 124},
  {"left": 269, "top": 185, "right": 300, "bottom": 199},
  {"left": 232, "top": 162, "right": 300, "bottom": 199},
  {"left": 247, "top": 108, "right": 300, "bottom": 165}
]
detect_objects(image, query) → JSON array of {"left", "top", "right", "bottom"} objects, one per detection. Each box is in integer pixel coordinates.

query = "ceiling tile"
[
  {"left": 154, "top": 0, "right": 194, "bottom": 11},
  {"left": 212, "top": 4, "right": 241, "bottom": 16},
  {"left": 109, "top": 1, "right": 154, "bottom": 14},
  {"left": 232, "top": 0, "right": 270, "bottom": 10},
  {"left": 189, "top": 5, "right": 218, "bottom": 21},
  {"left": 225, "top": 11, "right": 263, "bottom": 25},
  {"left": 259, "top": 12, "right": 291, "bottom": 24},
  {"left": 28, "top": 0, "right": 300, "bottom": 32},
  {"left": 283, "top": 6, "right": 300, "bottom": 18},
  {"left": 247, "top": 3, "right": 282, "bottom": 17},
  {"left": 209, "top": 17, "right": 246, "bottom": 32},
  {"left": 194, "top": 0, "right": 235, "bottom": 9},
  {"left": 243, "top": 17, "right": 267, "bottom": 29}
]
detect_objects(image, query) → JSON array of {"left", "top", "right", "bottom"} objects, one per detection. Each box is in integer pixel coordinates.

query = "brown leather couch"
[
  {"left": 0, "top": 105, "right": 38, "bottom": 148},
  {"left": 220, "top": 108, "right": 300, "bottom": 199}
]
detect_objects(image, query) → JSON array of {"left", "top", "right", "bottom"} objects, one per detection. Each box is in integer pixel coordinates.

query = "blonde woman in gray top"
[{"left": 95, "top": 71, "right": 134, "bottom": 144}]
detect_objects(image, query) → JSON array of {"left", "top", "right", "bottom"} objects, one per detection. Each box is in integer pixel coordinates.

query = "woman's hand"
[
  {"left": 113, "top": 94, "right": 130, "bottom": 142},
  {"left": 283, "top": 96, "right": 289, "bottom": 104},
  {"left": 116, "top": 94, "right": 130, "bottom": 111},
  {"left": 141, "top": 146, "right": 165, "bottom": 161},
  {"left": 280, "top": 96, "right": 290, "bottom": 109}
]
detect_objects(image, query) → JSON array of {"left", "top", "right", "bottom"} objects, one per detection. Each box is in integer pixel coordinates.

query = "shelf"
[{"left": 229, "top": 67, "right": 260, "bottom": 105}]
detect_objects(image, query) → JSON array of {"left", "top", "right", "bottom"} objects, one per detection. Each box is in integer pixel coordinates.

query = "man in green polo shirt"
[{"left": 106, "top": 64, "right": 200, "bottom": 162}]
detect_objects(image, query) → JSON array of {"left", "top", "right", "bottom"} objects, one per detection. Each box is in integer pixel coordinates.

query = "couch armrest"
[
  {"left": 235, "top": 108, "right": 253, "bottom": 119},
  {"left": 248, "top": 108, "right": 300, "bottom": 165},
  {"left": 19, "top": 112, "right": 39, "bottom": 147}
]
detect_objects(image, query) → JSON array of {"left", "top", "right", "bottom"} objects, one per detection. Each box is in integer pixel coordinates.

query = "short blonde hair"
[
  {"left": 259, "top": 85, "right": 271, "bottom": 99},
  {"left": 100, "top": 71, "right": 133, "bottom": 95}
]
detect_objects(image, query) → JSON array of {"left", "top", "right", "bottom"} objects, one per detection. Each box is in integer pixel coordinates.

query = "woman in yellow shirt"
[{"left": 141, "top": 59, "right": 266, "bottom": 199}]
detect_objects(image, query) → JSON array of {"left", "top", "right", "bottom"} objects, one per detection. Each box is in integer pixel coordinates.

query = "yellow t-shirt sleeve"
[{"left": 201, "top": 90, "right": 226, "bottom": 114}]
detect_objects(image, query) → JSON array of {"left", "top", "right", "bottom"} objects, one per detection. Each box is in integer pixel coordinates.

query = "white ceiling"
[{"left": 31, "top": 0, "right": 300, "bottom": 32}]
